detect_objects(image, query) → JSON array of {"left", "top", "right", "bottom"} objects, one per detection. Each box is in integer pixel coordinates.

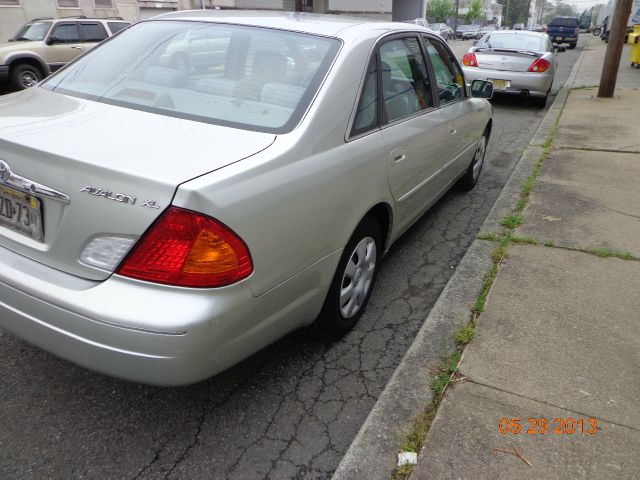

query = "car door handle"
[
  {"left": 71, "top": 46, "right": 84, "bottom": 50},
  {"left": 390, "top": 148, "right": 406, "bottom": 164},
  {"left": 450, "top": 129, "right": 457, "bottom": 136}
]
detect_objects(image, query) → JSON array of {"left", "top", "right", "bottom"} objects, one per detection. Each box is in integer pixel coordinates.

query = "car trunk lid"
[
  {"left": 0, "top": 87, "right": 275, "bottom": 281},
  {"left": 474, "top": 49, "right": 541, "bottom": 72}
]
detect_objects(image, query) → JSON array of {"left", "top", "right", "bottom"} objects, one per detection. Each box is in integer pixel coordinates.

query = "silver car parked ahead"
[
  {"left": 462, "top": 30, "right": 563, "bottom": 107},
  {"left": 0, "top": 12, "right": 492, "bottom": 385}
]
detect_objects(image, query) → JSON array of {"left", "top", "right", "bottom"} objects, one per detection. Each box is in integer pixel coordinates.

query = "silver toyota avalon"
[{"left": 0, "top": 11, "right": 493, "bottom": 385}]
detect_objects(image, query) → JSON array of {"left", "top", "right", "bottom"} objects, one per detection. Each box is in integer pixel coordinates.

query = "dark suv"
[
  {"left": 0, "top": 16, "right": 129, "bottom": 90},
  {"left": 546, "top": 16, "right": 579, "bottom": 49}
]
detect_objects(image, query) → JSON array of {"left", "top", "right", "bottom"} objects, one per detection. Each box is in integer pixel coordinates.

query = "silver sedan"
[
  {"left": 462, "top": 30, "right": 564, "bottom": 107},
  {"left": 0, "top": 12, "right": 492, "bottom": 385}
]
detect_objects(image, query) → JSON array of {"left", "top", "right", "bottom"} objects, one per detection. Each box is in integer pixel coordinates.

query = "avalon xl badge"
[{"left": 80, "top": 186, "right": 160, "bottom": 209}]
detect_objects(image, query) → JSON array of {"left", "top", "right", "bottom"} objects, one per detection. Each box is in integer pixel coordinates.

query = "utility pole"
[
  {"left": 598, "top": 0, "right": 633, "bottom": 97},
  {"left": 505, "top": 0, "right": 511, "bottom": 27},
  {"left": 454, "top": 0, "right": 460, "bottom": 35}
]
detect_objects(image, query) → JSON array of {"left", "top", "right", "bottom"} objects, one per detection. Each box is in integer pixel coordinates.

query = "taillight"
[
  {"left": 528, "top": 58, "right": 551, "bottom": 73},
  {"left": 117, "top": 207, "right": 253, "bottom": 288},
  {"left": 463, "top": 53, "right": 478, "bottom": 67}
]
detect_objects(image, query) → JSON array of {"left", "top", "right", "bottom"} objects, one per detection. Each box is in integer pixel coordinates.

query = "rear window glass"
[
  {"left": 41, "top": 21, "right": 341, "bottom": 134},
  {"left": 107, "top": 22, "right": 129, "bottom": 34},
  {"left": 549, "top": 17, "right": 578, "bottom": 27},
  {"left": 476, "top": 33, "right": 547, "bottom": 51}
]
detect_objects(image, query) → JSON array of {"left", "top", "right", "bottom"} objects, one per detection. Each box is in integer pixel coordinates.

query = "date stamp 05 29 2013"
[{"left": 499, "top": 417, "right": 598, "bottom": 435}]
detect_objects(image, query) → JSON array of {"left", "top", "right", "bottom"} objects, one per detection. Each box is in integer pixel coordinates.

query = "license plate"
[
  {"left": 489, "top": 79, "right": 510, "bottom": 91},
  {"left": 0, "top": 185, "right": 44, "bottom": 242}
]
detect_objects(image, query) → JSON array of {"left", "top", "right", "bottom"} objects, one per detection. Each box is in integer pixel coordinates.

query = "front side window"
[
  {"left": 50, "top": 23, "right": 80, "bottom": 43},
  {"left": 423, "top": 38, "right": 465, "bottom": 106},
  {"left": 42, "top": 21, "right": 341, "bottom": 133},
  {"left": 379, "top": 37, "right": 433, "bottom": 123}
]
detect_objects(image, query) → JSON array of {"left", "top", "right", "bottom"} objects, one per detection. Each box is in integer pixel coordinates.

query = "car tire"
[
  {"left": 569, "top": 42, "right": 577, "bottom": 49},
  {"left": 458, "top": 128, "right": 488, "bottom": 191},
  {"left": 10, "top": 63, "right": 43, "bottom": 90},
  {"left": 532, "top": 91, "right": 548, "bottom": 108},
  {"left": 314, "top": 216, "right": 381, "bottom": 337}
]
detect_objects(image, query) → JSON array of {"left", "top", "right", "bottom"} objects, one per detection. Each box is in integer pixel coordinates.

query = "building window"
[
  {"left": 94, "top": 0, "right": 113, "bottom": 8},
  {"left": 57, "top": 0, "right": 80, "bottom": 7},
  {"left": 0, "top": 0, "right": 21, "bottom": 6}
]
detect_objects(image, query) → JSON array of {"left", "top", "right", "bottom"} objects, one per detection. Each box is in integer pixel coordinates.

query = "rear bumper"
[
  {"left": 550, "top": 36, "right": 578, "bottom": 44},
  {"left": 463, "top": 66, "right": 553, "bottom": 97},
  {"left": 0, "top": 244, "right": 338, "bottom": 386},
  {"left": 0, "top": 65, "right": 9, "bottom": 84}
]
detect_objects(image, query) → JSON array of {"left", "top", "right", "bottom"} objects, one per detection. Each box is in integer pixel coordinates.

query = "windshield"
[
  {"left": 42, "top": 21, "right": 341, "bottom": 134},
  {"left": 12, "top": 21, "right": 52, "bottom": 41},
  {"left": 476, "top": 33, "right": 547, "bottom": 52},
  {"left": 458, "top": 25, "right": 471, "bottom": 30}
]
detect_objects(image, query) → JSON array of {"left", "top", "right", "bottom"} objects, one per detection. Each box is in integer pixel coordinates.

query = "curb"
[{"left": 332, "top": 48, "right": 589, "bottom": 480}]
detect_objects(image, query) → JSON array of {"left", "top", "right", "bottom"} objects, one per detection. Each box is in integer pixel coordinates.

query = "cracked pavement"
[{"left": 0, "top": 43, "right": 582, "bottom": 480}]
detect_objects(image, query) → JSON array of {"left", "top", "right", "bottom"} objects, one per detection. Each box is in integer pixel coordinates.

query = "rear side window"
[
  {"left": 379, "top": 37, "right": 433, "bottom": 122},
  {"left": 351, "top": 56, "right": 378, "bottom": 137},
  {"left": 79, "top": 23, "right": 108, "bottom": 42},
  {"left": 107, "top": 22, "right": 129, "bottom": 35},
  {"left": 549, "top": 17, "right": 578, "bottom": 27}
]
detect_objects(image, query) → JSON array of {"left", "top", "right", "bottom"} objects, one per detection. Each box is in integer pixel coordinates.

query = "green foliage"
[
  {"left": 496, "top": 0, "right": 530, "bottom": 25},
  {"left": 543, "top": 3, "right": 579, "bottom": 25},
  {"left": 454, "top": 324, "right": 475, "bottom": 345},
  {"left": 466, "top": 0, "right": 484, "bottom": 23},
  {"left": 427, "top": 0, "right": 454, "bottom": 23}
]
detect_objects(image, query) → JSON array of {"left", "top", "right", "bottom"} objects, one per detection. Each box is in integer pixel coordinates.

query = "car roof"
[
  {"left": 486, "top": 30, "right": 548, "bottom": 37},
  {"left": 151, "top": 10, "right": 427, "bottom": 39}
]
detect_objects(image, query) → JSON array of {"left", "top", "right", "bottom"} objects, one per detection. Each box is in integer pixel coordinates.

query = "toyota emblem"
[{"left": 0, "top": 159, "right": 11, "bottom": 183}]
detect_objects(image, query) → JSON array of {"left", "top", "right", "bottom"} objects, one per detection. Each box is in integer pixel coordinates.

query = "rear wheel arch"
[{"left": 364, "top": 202, "right": 393, "bottom": 253}]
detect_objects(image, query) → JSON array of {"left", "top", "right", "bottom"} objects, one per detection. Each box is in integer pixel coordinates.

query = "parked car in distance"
[
  {"left": 459, "top": 25, "right": 482, "bottom": 40},
  {"left": 513, "top": 23, "right": 525, "bottom": 30},
  {"left": 402, "top": 18, "right": 442, "bottom": 37},
  {"left": 0, "top": 16, "right": 130, "bottom": 90},
  {"left": 480, "top": 25, "right": 497, "bottom": 36},
  {"left": 546, "top": 16, "right": 579, "bottom": 49},
  {"left": 0, "top": 12, "right": 494, "bottom": 386},
  {"left": 429, "top": 22, "right": 454, "bottom": 40},
  {"left": 462, "top": 30, "right": 563, "bottom": 107}
]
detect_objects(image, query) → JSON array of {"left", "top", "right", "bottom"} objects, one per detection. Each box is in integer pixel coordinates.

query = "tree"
[
  {"left": 466, "top": 0, "right": 484, "bottom": 23},
  {"left": 427, "top": 0, "right": 454, "bottom": 23},
  {"left": 497, "top": 0, "right": 530, "bottom": 25},
  {"left": 543, "top": 3, "right": 578, "bottom": 24}
]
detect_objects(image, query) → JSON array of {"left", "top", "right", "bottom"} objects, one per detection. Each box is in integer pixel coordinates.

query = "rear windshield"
[
  {"left": 549, "top": 17, "right": 578, "bottom": 27},
  {"left": 476, "top": 33, "right": 548, "bottom": 52},
  {"left": 12, "top": 21, "right": 52, "bottom": 41},
  {"left": 42, "top": 21, "right": 341, "bottom": 134}
]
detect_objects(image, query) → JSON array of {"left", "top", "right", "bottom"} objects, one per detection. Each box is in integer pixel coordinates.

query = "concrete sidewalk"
[{"left": 411, "top": 36, "right": 640, "bottom": 479}]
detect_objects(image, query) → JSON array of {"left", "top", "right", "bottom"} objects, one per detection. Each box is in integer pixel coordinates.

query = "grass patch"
[
  {"left": 501, "top": 214, "right": 524, "bottom": 230},
  {"left": 509, "top": 235, "right": 539, "bottom": 246},
  {"left": 454, "top": 324, "right": 475, "bottom": 345},
  {"left": 473, "top": 263, "right": 498, "bottom": 315},
  {"left": 582, "top": 247, "right": 639, "bottom": 261},
  {"left": 477, "top": 232, "right": 499, "bottom": 241}
]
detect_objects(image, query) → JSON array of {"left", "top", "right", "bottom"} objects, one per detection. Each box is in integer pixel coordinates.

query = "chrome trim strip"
[{"left": 0, "top": 159, "right": 70, "bottom": 205}]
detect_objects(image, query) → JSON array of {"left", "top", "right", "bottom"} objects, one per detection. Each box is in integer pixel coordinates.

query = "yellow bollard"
[{"left": 629, "top": 24, "right": 640, "bottom": 68}]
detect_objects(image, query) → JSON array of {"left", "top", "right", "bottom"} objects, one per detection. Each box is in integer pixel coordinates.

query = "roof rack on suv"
[
  {"left": 60, "top": 15, "right": 87, "bottom": 19},
  {"left": 105, "top": 16, "right": 125, "bottom": 20},
  {"left": 30, "top": 17, "right": 54, "bottom": 21}
]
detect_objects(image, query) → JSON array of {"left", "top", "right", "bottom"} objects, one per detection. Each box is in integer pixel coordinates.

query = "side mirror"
[
  {"left": 46, "top": 35, "right": 61, "bottom": 45},
  {"left": 470, "top": 79, "right": 494, "bottom": 99},
  {"left": 473, "top": 40, "right": 478, "bottom": 45}
]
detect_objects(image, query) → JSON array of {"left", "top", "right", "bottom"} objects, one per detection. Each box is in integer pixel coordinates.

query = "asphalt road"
[{"left": 0, "top": 39, "right": 583, "bottom": 480}]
